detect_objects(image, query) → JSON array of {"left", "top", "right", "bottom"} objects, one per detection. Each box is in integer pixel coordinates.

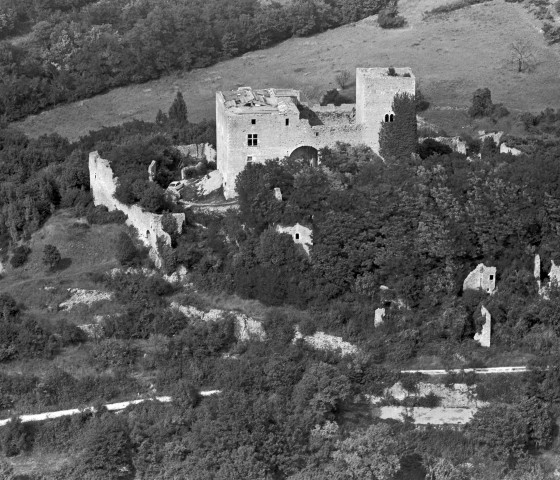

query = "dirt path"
[
  {"left": 0, "top": 390, "right": 221, "bottom": 426},
  {"left": 401, "top": 366, "right": 529, "bottom": 375}
]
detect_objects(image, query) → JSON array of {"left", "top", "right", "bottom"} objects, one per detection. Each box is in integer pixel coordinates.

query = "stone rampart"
[
  {"left": 89, "top": 151, "right": 185, "bottom": 267},
  {"left": 499, "top": 144, "right": 522, "bottom": 156}
]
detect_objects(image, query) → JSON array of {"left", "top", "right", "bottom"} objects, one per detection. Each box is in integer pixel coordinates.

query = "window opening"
[
  {"left": 285, "top": 119, "right": 290, "bottom": 126},
  {"left": 251, "top": 119, "right": 256, "bottom": 125},
  {"left": 315, "top": 132, "right": 319, "bottom": 137},
  {"left": 390, "top": 114, "right": 394, "bottom": 122},
  {"left": 248, "top": 134, "right": 258, "bottom": 146},
  {"left": 247, "top": 156, "right": 253, "bottom": 163},
  {"left": 489, "top": 275, "right": 494, "bottom": 280},
  {"left": 295, "top": 233, "right": 300, "bottom": 240},
  {"left": 384, "top": 114, "right": 389, "bottom": 122}
]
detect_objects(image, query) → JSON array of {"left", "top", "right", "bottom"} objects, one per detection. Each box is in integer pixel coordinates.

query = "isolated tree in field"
[
  {"left": 468, "top": 88, "right": 494, "bottom": 118},
  {"left": 378, "top": 5, "right": 406, "bottom": 28},
  {"left": 335, "top": 69, "right": 351, "bottom": 89},
  {"left": 168, "top": 91, "right": 188, "bottom": 126},
  {"left": 510, "top": 40, "right": 536, "bottom": 73},
  {"left": 42, "top": 244, "right": 61, "bottom": 269}
]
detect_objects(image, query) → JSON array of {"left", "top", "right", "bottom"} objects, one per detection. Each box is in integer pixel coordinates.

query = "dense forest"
[
  {"left": 2, "top": 92, "right": 560, "bottom": 477},
  {"left": 0, "top": 0, "right": 392, "bottom": 121}
]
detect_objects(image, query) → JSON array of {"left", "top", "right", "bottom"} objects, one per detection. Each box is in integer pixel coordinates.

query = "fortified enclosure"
[{"left": 216, "top": 67, "right": 415, "bottom": 198}]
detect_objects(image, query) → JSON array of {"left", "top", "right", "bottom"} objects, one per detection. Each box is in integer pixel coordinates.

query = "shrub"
[
  {"left": 85, "top": 205, "right": 127, "bottom": 225},
  {"left": 415, "top": 392, "right": 441, "bottom": 407},
  {"left": 91, "top": 339, "right": 138, "bottom": 370},
  {"left": 378, "top": 6, "right": 406, "bottom": 28},
  {"left": 320, "top": 89, "right": 353, "bottom": 106},
  {"left": 10, "top": 245, "right": 30, "bottom": 268},
  {"left": 424, "top": 0, "right": 491, "bottom": 17},
  {"left": 468, "top": 87, "right": 494, "bottom": 118},
  {"left": 115, "top": 232, "right": 140, "bottom": 266},
  {"left": 42, "top": 244, "right": 61, "bottom": 269},
  {"left": 335, "top": 69, "right": 351, "bottom": 89}
]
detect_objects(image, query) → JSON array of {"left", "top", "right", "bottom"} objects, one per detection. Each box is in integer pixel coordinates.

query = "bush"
[
  {"left": 91, "top": 339, "right": 138, "bottom": 370},
  {"left": 378, "top": 6, "right": 406, "bottom": 28},
  {"left": 115, "top": 232, "right": 140, "bottom": 266},
  {"left": 424, "top": 0, "right": 491, "bottom": 17},
  {"left": 85, "top": 205, "right": 127, "bottom": 225},
  {"left": 10, "top": 245, "right": 30, "bottom": 268},
  {"left": 320, "top": 89, "right": 353, "bottom": 106},
  {"left": 42, "top": 244, "right": 61, "bottom": 269}
]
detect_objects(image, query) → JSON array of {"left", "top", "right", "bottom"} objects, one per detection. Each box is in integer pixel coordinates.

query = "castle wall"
[
  {"left": 218, "top": 107, "right": 362, "bottom": 198},
  {"left": 89, "top": 151, "right": 185, "bottom": 267},
  {"left": 474, "top": 306, "right": 491, "bottom": 347},
  {"left": 356, "top": 67, "right": 416, "bottom": 152}
]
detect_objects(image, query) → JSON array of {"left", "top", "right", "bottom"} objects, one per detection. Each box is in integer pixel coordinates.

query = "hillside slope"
[{"left": 14, "top": 0, "right": 560, "bottom": 140}]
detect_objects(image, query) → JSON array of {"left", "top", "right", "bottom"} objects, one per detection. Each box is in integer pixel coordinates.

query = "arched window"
[
  {"left": 390, "top": 114, "right": 394, "bottom": 122},
  {"left": 384, "top": 114, "right": 389, "bottom": 122}
]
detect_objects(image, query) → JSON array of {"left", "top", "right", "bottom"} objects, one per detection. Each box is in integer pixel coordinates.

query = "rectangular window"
[
  {"left": 247, "top": 156, "right": 253, "bottom": 163},
  {"left": 248, "top": 134, "right": 258, "bottom": 146},
  {"left": 315, "top": 132, "right": 319, "bottom": 137},
  {"left": 251, "top": 119, "right": 256, "bottom": 125},
  {"left": 285, "top": 118, "right": 290, "bottom": 126}
]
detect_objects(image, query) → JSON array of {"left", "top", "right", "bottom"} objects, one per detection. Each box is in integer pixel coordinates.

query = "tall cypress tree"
[
  {"left": 379, "top": 93, "right": 417, "bottom": 162},
  {"left": 168, "top": 91, "right": 188, "bottom": 126}
]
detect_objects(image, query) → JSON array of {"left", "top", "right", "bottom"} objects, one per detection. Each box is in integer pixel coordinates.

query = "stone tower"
[
  {"left": 216, "top": 67, "right": 416, "bottom": 198},
  {"left": 355, "top": 67, "right": 416, "bottom": 152}
]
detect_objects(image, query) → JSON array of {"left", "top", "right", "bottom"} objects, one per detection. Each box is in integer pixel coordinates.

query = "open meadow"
[{"left": 13, "top": 0, "right": 560, "bottom": 141}]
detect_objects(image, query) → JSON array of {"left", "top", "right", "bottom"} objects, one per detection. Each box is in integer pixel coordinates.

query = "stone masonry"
[
  {"left": 89, "top": 151, "right": 185, "bottom": 267},
  {"left": 474, "top": 306, "right": 491, "bottom": 347},
  {"left": 216, "top": 67, "right": 416, "bottom": 198},
  {"left": 463, "top": 264, "right": 496, "bottom": 294},
  {"left": 276, "top": 223, "right": 313, "bottom": 254}
]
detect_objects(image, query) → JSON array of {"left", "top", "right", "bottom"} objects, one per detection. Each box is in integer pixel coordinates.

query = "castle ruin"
[{"left": 216, "top": 67, "right": 416, "bottom": 199}]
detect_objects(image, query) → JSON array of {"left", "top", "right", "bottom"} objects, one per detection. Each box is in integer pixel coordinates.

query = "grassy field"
[{"left": 13, "top": 0, "right": 560, "bottom": 141}]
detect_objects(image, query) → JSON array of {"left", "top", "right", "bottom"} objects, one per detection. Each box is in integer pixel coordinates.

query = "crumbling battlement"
[{"left": 89, "top": 152, "right": 185, "bottom": 267}]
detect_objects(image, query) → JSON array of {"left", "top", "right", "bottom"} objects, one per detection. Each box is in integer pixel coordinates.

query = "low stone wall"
[{"left": 89, "top": 151, "right": 185, "bottom": 267}]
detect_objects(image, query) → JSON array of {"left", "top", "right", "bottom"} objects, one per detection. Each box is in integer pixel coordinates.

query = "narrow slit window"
[
  {"left": 295, "top": 233, "right": 300, "bottom": 240},
  {"left": 384, "top": 114, "right": 389, "bottom": 122},
  {"left": 285, "top": 118, "right": 290, "bottom": 126},
  {"left": 390, "top": 114, "right": 394, "bottom": 122},
  {"left": 248, "top": 134, "right": 258, "bottom": 146},
  {"left": 315, "top": 132, "right": 319, "bottom": 136}
]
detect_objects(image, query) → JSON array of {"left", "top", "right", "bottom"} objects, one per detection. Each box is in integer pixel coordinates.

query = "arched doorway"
[{"left": 289, "top": 146, "right": 319, "bottom": 167}]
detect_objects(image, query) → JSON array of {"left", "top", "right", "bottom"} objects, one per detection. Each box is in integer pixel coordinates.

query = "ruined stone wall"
[
  {"left": 474, "top": 306, "right": 491, "bottom": 347},
  {"left": 355, "top": 67, "right": 416, "bottom": 153},
  {"left": 500, "top": 143, "right": 522, "bottom": 156},
  {"left": 218, "top": 107, "right": 362, "bottom": 198},
  {"left": 276, "top": 223, "right": 313, "bottom": 254},
  {"left": 89, "top": 152, "right": 185, "bottom": 267},
  {"left": 463, "top": 264, "right": 496, "bottom": 294}
]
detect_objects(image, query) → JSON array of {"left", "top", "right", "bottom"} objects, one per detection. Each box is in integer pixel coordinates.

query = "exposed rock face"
[
  {"left": 276, "top": 223, "right": 313, "bottom": 254},
  {"left": 463, "top": 264, "right": 496, "bottom": 294},
  {"left": 196, "top": 170, "right": 223, "bottom": 196},
  {"left": 293, "top": 328, "right": 358, "bottom": 356},
  {"left": 59, "top": 288, "right": 114, "bottom": 310},
  {"left": 474, "top": 305, "right": 491, "bottom": 348},
  {"left": 170, "top": 302, "right": 266, "bottom": 341}
]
